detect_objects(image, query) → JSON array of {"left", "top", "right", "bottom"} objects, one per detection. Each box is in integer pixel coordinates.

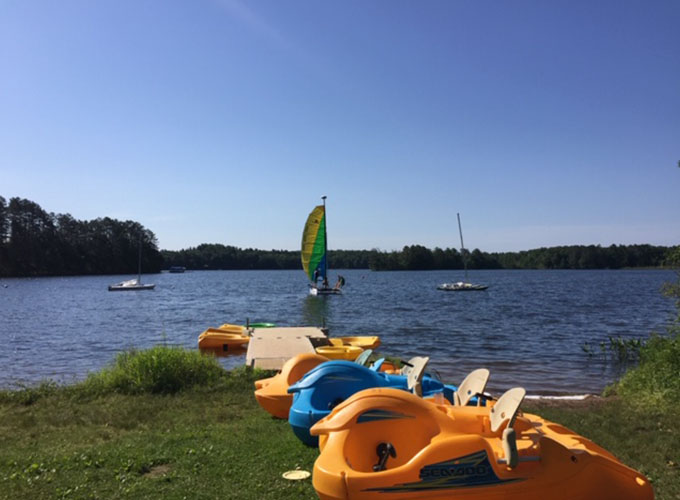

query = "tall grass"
[
  {"left": 79, "top": 346, "right": 227, "bottom": 395},
  {"left": 0, "top": 346, "right": 261, "bottom": 405},
  {"left": 608, "top": 259, "right": 680, "bottom": 408},
  {"left": 609, "top": 326, "right": 680, "bottom": 407}
]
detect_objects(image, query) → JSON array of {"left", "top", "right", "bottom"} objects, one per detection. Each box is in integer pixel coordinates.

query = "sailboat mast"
[
  {"left": 457, "top": 213, "right": 468, "bottom": 281},
  {"left": 137, "top": 233, "right": 143, "bottom": 283},
  {"left": 322, "top": 195, "right": 328, "bottom": 280}
]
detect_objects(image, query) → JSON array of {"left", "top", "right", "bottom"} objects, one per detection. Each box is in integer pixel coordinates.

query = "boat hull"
[
  {"left": 437, "top": 282, "right": 488, "bottom": 291},
  {"left": 108, "top": 283, "right": 155, "bottom": 291},
  {"left": 310, "top": 286, "right": 342, "bottom": 296}
]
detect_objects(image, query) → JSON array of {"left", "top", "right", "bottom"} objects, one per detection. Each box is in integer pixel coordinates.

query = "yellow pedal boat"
[
  {"left": 315, "top": 345, "right": 364, "bottom": 360},
  {"left": 254, "top": 353, "right": 329, "bottom": 418},
  {"left": 197, "top": 327, "right": 250, "bottom": 353},
  {"left": 217, "top": 323, "right": 247, "bottom": 334},
  {"left": 310, "top": 387, "right": 653, "bottom": 500},
  {"left": 329, "top": 336, "right": 381, "bottom": 350}
]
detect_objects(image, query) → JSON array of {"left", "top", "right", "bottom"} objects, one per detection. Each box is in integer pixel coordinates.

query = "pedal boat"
[
  {"left": 254, "top": 349, "right": 380, "bottom": 417},
  {"left": 197, "top": 327, "right": 250, "bottom": 353},
  {"left": 254, "top": 353, "right": 329, "bottom": 418},
  {"left": 315, "top": 345, "right": 364, "bottom": 360},
  {"left": 329, "top": 336, "right": 381, "bottom": 350},
  {"left": 310, "top": 387, "right": 653, "bottom": 500},
  {"left": 287, "top": 357, "right": 464, "bottom": 447}
]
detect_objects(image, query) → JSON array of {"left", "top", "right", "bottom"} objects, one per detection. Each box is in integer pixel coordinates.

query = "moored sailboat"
[
  {"left": 301, "top": 196, "right": 345, "bottom": 296},
  {"left": 108, "top": 234, "right": 155, "bottom": 291},
  {"left": 438, "top": 213, "right": 488, "bottom": 291}
]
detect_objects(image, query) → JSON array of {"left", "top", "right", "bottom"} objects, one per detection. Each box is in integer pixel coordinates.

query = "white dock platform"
[{"left": 245, "top": 326, "right": 328, "bottom": 370}]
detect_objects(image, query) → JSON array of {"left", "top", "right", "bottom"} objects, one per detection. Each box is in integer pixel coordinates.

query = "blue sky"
[{"left": 1, "top": 0, "right": 678, "bottom": 252}]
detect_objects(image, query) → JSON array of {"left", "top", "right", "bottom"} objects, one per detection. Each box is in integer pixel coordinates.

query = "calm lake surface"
[{"left": 0, "top": 269, "right": 675, "bottom": 395}]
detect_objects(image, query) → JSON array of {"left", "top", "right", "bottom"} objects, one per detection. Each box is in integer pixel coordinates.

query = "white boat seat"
[
  {"left": 454, "top": 368, "right": 490, "bottom": 406},
  {"left": 404, "top": 356, "right": 429, "bottom": 397}
]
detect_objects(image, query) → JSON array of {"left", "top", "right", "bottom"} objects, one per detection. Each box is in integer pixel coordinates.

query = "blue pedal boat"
[{"left": 287, "top": 357, "right": 458, "bottom": 446}]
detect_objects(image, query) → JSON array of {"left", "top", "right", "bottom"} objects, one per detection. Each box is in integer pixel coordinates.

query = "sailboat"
[
  {"left": 437, "top": 213, "right": 488, "bottom": 291},
  {"left": 301, "top": 196, "right": 344, "bottom": 296},
  {"left": 108, "top": 234, "right": 156, "bottom": 291}
]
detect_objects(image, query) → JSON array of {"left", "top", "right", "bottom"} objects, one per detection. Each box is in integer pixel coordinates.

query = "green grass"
[
  {"left": 608, "top": 328, "right": 680, "bottom": 408},
  {"left": 1, "top": 346, "right": 679, "bottom": 499},
  {"left": 524, "top": 399, "right": 680, "bottom": 500},
  {"left": 0, "top": 352, "right": 318, "bottom": 499}
]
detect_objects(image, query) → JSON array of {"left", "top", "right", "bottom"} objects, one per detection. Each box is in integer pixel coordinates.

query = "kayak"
[
  {"left": 287, "top": 357, "right": 459, "bottom": 447},
  {"left": 197, "top": 327, "right": 250, "bottom": 353},
  {"left": 310, "top": 387, "right": 653, "bottom": 500},
  {"left": 254, "top": 353, "right": 329, "bottom": 418}
]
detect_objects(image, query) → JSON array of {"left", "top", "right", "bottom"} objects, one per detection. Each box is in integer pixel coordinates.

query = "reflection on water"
[
  {"left": 0, "top": 269, "right": 675, "bottom": 395},
  {"left": 301, "top": 295, "right": 332, "bottom": 327}
]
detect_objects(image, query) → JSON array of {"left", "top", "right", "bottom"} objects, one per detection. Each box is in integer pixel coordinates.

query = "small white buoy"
[{"left": 282, "top": 470, "right": 311, "bottom": 480}]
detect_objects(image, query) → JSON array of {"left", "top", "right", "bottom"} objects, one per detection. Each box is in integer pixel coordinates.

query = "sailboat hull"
[
  {"left": 108, "top": 283, "right": 156, "bottom": 291},
  {"left": 437, "top": 283, "right": 488, "bottom": 291},
  {"left": 309, "top": 285, "right": 342, "bottom": 296}
]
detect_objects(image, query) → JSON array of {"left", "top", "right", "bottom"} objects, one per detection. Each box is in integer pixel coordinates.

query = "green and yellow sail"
[{"left": 301, "top": 205, "right": 327, "bottom": 282}]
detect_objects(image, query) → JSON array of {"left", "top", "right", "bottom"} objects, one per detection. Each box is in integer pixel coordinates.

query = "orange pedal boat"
[
  {"left": 310, "top": 387, "right": 653, "bottom": 500},
  {"left": 254, "top": 353, "right": 329, "bottom": 418}
]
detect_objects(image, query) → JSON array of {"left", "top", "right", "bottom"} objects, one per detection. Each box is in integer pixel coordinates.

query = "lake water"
[{"left": 0, "top": 269, "right": 676, "bottom": 395}]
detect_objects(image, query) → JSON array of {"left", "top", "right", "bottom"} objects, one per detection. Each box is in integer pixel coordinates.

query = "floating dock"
[{"left": 245, "top": 326, "right": 329, "bottom": 370}]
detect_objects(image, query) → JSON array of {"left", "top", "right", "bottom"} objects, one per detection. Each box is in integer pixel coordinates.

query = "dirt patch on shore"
[{"left": 143, "top": 464, "right": 171, "bottom": 478}]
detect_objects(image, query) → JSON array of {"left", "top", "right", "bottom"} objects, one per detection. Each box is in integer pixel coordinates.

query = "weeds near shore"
[{"left": 581, "top": 335, "right": 644, "bottom": 365}]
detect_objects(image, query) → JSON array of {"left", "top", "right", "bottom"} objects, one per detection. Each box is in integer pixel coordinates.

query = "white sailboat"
[
  {"left": 437, "top": 213, "right": 488, "bottom": 291},
  {"left": 108, "top": 235, "right": 155, "bottom": 291}
]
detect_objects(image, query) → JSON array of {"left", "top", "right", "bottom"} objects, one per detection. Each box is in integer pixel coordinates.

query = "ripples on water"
[{"left": 0, "top": 269, "right": 675, "bottom": 395}]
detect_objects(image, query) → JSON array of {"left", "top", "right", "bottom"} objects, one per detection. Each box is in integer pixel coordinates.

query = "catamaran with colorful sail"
[{"left": 301, "top": 196, "right": 345, "bottom": 296}]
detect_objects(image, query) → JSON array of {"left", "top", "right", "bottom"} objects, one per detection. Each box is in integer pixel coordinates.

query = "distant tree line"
[
  {"left": 368, "top": 244, "right": 675, "bottom": 271},
  {"left": 163, "top": 243, "right": 675, "bottom": 271},
  {"left": 1, "top": 196, "right": 676, "bottom": 277},
  {"left": 0, "top": 196, "right": 163, "bottom": 277},
  {"left": 161, "top": 245, "right": 372, "bottom": 270}
]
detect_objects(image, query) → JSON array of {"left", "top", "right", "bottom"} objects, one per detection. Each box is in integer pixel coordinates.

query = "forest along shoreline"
[{"left": 1, "top": 195, "right": 676, "bottom": 277}]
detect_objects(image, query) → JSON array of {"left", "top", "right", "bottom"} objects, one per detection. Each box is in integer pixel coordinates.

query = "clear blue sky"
[{"left": 2, "top": 0, "right": 678, "bottom": 252}]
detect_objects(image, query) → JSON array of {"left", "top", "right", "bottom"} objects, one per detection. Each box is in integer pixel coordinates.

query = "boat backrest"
[
  {"left": 404, "top": 356, "right": 429, "bottom": 397},
  {"left": 501, "top": 427, "right": 519, "bottom": 468},
  {"left": 489, "top": 387, "right": 526, "bottom": 433},
  {"left": 454, "top": 368, "right": 490, "bottom": 406},
  {"left": 354, "top": 349, "right": 373, "bottom": 366},
  {"left": 400, "top": 357, "right": 423, "bottom": 375}
]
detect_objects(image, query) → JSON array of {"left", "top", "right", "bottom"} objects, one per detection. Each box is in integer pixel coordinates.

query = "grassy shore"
[{"left": 1, "top": 347, "right": 679, "bottom": 499}]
